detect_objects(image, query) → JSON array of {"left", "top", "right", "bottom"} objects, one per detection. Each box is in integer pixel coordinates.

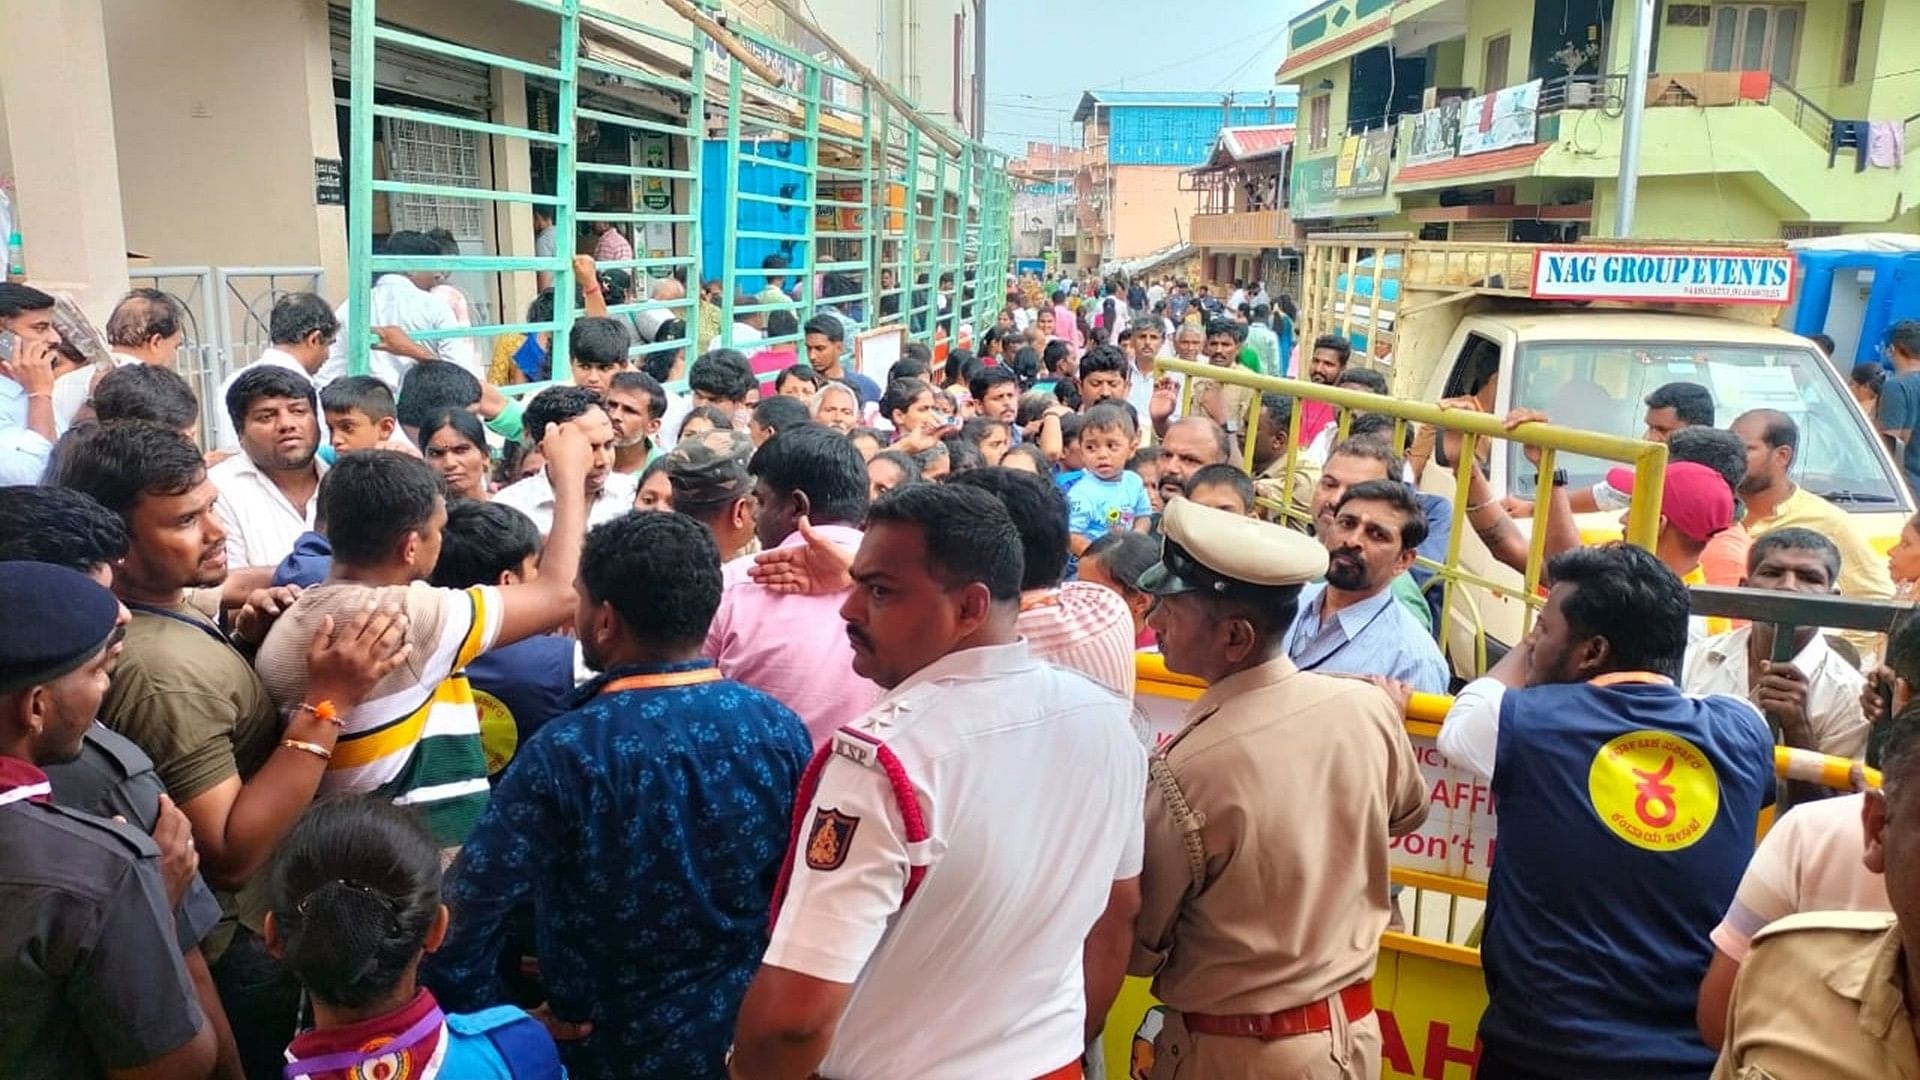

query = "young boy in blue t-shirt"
[{"left": 1066, "top": 401, "right": 1154, "bottom": 554}]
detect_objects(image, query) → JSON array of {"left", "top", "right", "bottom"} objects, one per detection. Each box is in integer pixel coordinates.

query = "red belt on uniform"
[{"left": 1182, "top": 983, "right": 1373, "bottom": 1041}]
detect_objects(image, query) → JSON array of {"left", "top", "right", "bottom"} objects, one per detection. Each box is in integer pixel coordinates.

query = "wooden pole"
[
  {"left": 658, "top": 0, "right": 788, "bottom": 89},
  {"left": 759, "top": 0, "right": 965, "bottom": 156}
]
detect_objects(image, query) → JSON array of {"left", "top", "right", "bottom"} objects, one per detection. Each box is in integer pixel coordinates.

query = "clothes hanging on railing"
[
  {"left": 1868, "top": 121, "right": 1906, "bottom": 170},
  {"left": 1829, "top": 120, "right": 1871, "bottom": 171}
]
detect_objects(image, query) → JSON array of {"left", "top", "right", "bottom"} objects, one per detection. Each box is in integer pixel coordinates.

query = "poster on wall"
[
  {"left": 1332, "top": 128, "right": 1392, "bottom": 197},
  {"left": 637, "top": 133, "right": 672, "bottom": 211},
  {"left": 1405, "top": 100, "right": 1462, "bottom": 166},
  {"left": 1458, "top": 78, "right": 1541, "bottom": 156},
  {"left": 1291, "top": 157, "right": 1338, "bottom": 218}
]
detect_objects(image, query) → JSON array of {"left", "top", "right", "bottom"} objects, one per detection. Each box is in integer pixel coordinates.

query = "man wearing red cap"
[{"left": 1606, "top": 461, "right": 1736, "bottom": 585}]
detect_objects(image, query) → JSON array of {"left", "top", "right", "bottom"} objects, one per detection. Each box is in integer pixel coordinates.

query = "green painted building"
[{"left": 1280, "top": 0, "right": 1920, "bottom": 241}]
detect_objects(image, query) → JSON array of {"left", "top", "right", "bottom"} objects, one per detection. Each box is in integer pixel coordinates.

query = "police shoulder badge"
[{"left": 806, "top": 808, "right": 860, "bottom": 871}]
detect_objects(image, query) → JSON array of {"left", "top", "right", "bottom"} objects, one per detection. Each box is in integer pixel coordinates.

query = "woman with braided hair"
[{"left": 267, "top": 797, "right": 564, "bottom": 1079}]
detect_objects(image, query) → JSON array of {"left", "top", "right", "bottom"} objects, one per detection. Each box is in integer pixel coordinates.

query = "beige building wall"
[
  {"left": 1109, "top": 165, "right": 1187, "bottom": 261},
  {"left": 799, "top": 0, "right": 976, "bottom": 130},
  {"left": 0, "top": 0, "right": 132, "bottom": 319},
  {"left": 102, "top": 0, "right": 340, "bottom": 290}
]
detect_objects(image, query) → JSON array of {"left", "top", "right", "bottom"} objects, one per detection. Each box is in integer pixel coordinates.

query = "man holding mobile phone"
[{"left": 0, "top": 282, "right": 61, "bottom": 483}]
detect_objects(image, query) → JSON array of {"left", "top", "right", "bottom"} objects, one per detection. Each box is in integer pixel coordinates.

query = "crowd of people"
[{"left": 1, "top": 262, "right": 1918, "bottom": 1080}]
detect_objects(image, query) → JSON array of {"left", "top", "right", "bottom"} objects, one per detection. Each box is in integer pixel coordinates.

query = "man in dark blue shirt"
[
  {"left": 428, "top": 499, "right": 578, "bottom": 776},
  {"left": 426, "top": 510, "right": 812, "bottom": 1080},
  {"left": 1437, "top": 544, "right": 1774, "bottom": 1079},
  {"left": 1876, "top": 320, "right": 1920, "bottom": 499}
]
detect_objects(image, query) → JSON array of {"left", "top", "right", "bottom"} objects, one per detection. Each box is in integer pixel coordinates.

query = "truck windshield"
[{"left": 1507, "top": 341, "right": 1907, "bottom": 509}]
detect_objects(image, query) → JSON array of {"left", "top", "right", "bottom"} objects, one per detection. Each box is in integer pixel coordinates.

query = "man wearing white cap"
[{"left": 1130, "top": 499, "right": 1428, "bottom": 1079}]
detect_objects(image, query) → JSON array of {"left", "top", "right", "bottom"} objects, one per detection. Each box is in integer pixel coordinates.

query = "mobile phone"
[{"left": 0, "top": 329, "right": 14, "bottom": 362}]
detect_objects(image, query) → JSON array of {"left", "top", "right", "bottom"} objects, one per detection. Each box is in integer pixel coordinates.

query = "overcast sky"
[{"left": 983, "top": 1, "right": 1315, "bottom": 156}]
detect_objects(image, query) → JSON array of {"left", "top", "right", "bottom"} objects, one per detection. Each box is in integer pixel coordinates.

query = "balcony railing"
[
  {"left": 1190, "top": 209, "right": 1290, "bottom": 247},
  {"left": 1767, "top": 78, "right": 1839, "bottom": 151},
  {"left": 1537, "top": 73, "right": 1627, "bottom": 115}
]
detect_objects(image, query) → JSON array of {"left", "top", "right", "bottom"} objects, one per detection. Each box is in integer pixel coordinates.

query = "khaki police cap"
[
  {"left": 1139, "top": 497, "right": 1329, "bottom": 597},
  {"left": 665, "top": 428, "right": 754, "bottom": 507}
]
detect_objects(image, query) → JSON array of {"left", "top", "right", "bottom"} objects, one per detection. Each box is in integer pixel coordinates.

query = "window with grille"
[
  {"left": 382, "top": 117, "right": 485, "bottom": 240},
  {"left": 1706, "top": 3, "right": 1802, "bottom": 84}
]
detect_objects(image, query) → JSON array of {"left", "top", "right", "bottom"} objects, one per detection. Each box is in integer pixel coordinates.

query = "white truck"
[{"left": 1298, "top": 234, "right": 1910, "bottom": 662}]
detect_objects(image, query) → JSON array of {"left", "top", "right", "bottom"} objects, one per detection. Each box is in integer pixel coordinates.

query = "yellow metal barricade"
[
  {"left": 1113, "top": 659, "right": 1881, "bottom": 1080},
  {"left": 1150, "top": 357, "right": 1668, "bottom": 679}
]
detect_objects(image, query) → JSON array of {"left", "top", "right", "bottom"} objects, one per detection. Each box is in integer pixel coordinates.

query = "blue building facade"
[{"left": 1074, "top": 90, "right": 1299, "bottom": 167}]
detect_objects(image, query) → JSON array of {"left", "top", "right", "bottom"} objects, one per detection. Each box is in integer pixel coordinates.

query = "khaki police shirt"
[
  {"left": 1714, "top": 911, "right": 1920, "bottom": 1080},
  {"left": 1130, "top": 655, "right": 1428, "bottom": 1014}
]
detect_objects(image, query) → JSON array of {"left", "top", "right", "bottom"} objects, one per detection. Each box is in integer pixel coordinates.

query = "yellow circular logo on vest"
[
  {"left": 1587, "top": 729, "right": 1720, "bottom": 851},
  {"left": 474, "top": 690, "right": 518, "bottom": 777}
]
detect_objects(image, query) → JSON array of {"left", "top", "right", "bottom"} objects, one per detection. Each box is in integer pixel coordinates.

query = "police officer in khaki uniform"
[
  {"left": 1130, "top": 499, "right": 1428, "bottom": 1080},
  {"left": 1713, "top": 704, "right": 1920, "bottom": 1079}
]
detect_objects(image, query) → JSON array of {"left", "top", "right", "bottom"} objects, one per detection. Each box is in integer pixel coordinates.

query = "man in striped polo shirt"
[{"left": 253, "top": 425, "right": 592, "bottom": 844}]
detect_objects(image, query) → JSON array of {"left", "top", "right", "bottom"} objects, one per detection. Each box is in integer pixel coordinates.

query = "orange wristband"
[{"left": 292, "top": 700, "right": 341, "bottom": 726}]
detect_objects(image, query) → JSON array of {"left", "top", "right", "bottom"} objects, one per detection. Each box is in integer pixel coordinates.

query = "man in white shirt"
[
  {"left": 1227, "top": 281, "right": 1248, "bottom": 312},
  {"left": 707, "top": 297, "right": 766, "bottom": 353},
  {"left": 51, "top": 288, "right": 187, "bottom": 431},
  {"left": 493, "top": 384, "right": 636, "bottom": 535},
  {"left": 0, "top": 283, "right": 59, "bottom": 484},
  {"left": 733, "top": 483, "right": 1146, "bottom": 1080},
  {"left": 1683, "top": 528, "right": 1869, "bottom": 759},
  {"left": 320, "top": 230, "right": 480, "bottom": 386},
  {"left": 212, "top": 365, "right": 325, "bottom": 568},
  {"left": 213, "top": 292, "right": 338, "bottom": 449}
]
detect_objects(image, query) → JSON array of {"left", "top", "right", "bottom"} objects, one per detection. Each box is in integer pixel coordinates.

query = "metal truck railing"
[
  {"left": 1150, "top": 356, "right": 1669, "bottom": 677},
  {"left": 345, "top": 0, "right": 1013, "bottom": 390}
]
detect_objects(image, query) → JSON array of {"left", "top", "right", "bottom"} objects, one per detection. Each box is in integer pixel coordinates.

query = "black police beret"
[{"left": 0, "top": 561, "right": 121, "bottom": 695}]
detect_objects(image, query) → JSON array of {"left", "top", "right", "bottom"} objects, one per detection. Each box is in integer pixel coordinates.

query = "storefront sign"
[
  {"left": 1333, "top": 128, "right": 1392, "bottom": 197},
  {"left": 1404, "top": 101, "right": 1461, "bottom": 166},
  {"left": 1530, "top": 247, "right": 1796, "bottom": 305},
  {"left": 1291, "top": 156, "right": 1338, "bottom": 218},
  {"left": 1458, "top": 79, "right": 1541, "bottom": 156},
  {"left": 313, "top": 158, "right": 345, "bottom": 206}
]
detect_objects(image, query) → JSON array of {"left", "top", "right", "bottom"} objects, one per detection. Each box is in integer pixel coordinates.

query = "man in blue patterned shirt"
[{"left": 425, "top": 510, "right": 813, "bottom": 1079}]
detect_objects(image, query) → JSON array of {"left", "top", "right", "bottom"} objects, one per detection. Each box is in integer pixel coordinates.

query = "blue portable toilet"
[
  {"left": 1786, "top": 235, "right": 1920, "bottom": 366},
  {"left": 700, "top": 138, "right": 811, "bottom": 297}
]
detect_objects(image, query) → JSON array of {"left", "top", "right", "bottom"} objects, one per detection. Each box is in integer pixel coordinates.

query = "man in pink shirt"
[
  {"left": 706, "top": 424, "right": 876, "bottom": 745},
  {"left": 590, "top": 220, "right": 633, "bottom": 265},
  {"left": 1051, "top": 289, "right": 1083, "bottom": 350},
  {"left": 950, "top": 468, "right": 1136, "bottom": 700}
]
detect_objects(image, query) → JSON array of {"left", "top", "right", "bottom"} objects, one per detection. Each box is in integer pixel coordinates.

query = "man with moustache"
[
  {"left": 1297, "top": 335, "right": 1352, "bottom": 452},
  {"left": 212, "top": 366, "right": 326, "bottom": 568},
  {"left": 1283, "top": 478, "right": 1448, "bottom": 693},
  {"left": 51, "top": 420, "right": 409, "bottom": 1074},
  {"left": 732, "top": 484, "right": 1146, "bottom": 1079},
  {"left": 1132, "top": 499, "right": 1426, "bottom": 1079},
  {"left": 1153, "top": 416, "right": 1233, "bottom": 511}
]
